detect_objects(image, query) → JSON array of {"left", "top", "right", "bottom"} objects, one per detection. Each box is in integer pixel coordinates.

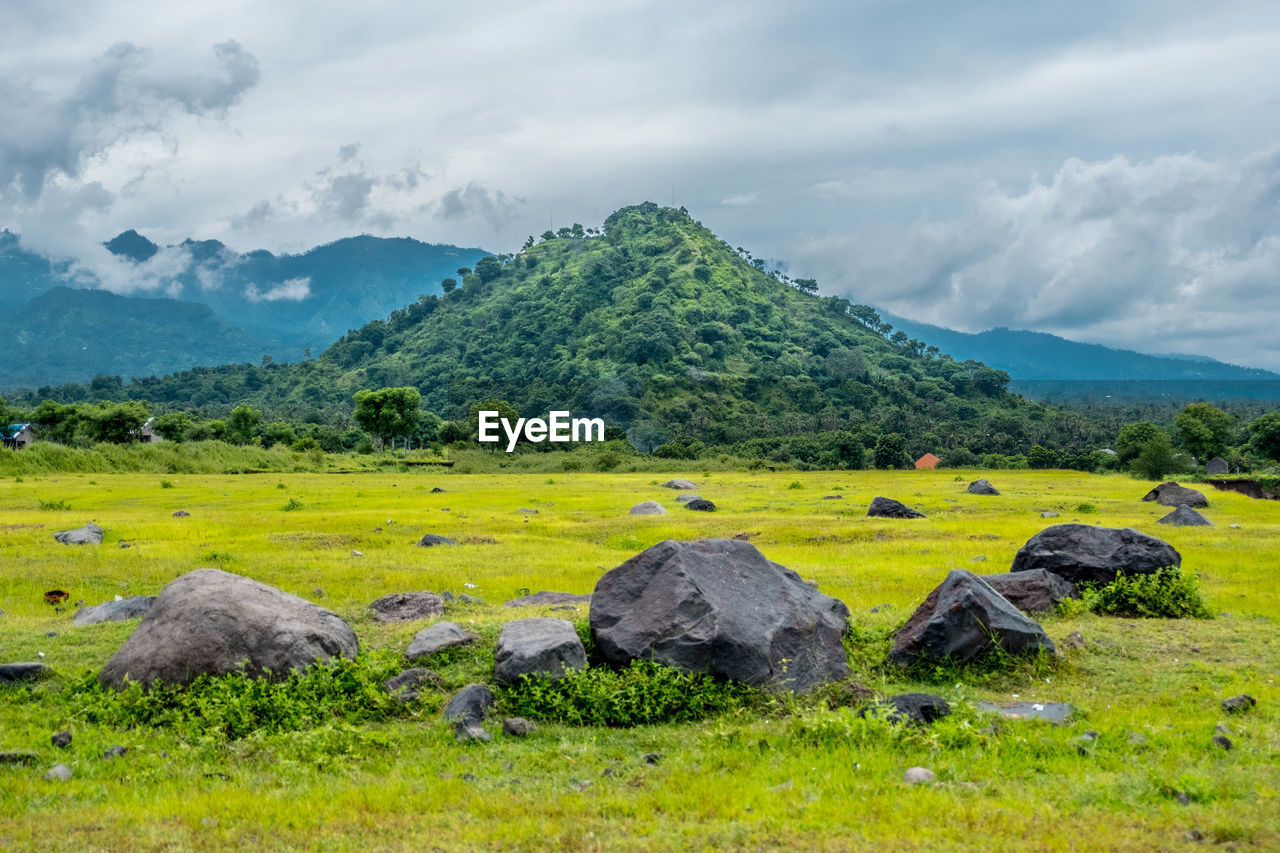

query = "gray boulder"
[
  {"left": 493, "top": 618, "right": 586, "bottom": 685},
  {"left": 0, "top": 662, "right": 49, "bottom": 683},
  {"left": 1010, "top": 524, "right": 1181, "bottom": 585},
  {"left": 369, "top": 592, "right": 445, "bottom": 622},
  {"left": 99, "top": 569, "right": 357, "bottom": 688},
  {"left": 662, "top": 479, "right": 697, "bottom": 490},
  {"left": 675, "top": 494, "right": 702, "bottom": 503},
  {"left": 590, "top": 538, "right": 850, "bottom": 691},
  {"left": 1141, "top": 482, "right": 1208, "bottom": 508},
  {"left": 980, "top": 570, "right": 1078, "bottom": 614},
  {"left": 684, "top": 499, "right": 716, "bottom": 512},
  {"left": 868, "top": 496, "right": 925, "bottom": 519},
  {"left": 1205, "top": 457, "right": 1229, "bottom": 476},
  {"left": 861, "top": 692, "right": 952, "bottom": 725},
  {"left": 73, "top": 596, "right": 156, "bottom": 626},
  {"left": 968, "top": 479, "right": 1000, "bottom": 496},
  {"left": 504, "top": 591, "right": 592, "bottom": 608},
  {"left": 382, "top": 668, "right": 441, "bottom": 702},
  {"left": 416, "top": 534, "right": 455, "bottom": 547},
  {"left": 405, "top": 621, "right": 477, "bottom": 660},
  {"left": 890, "top": 570, "right": 1055, "bottom": 667},
  {"left": 53, "top": 523, "right": 103, "bottom": 545},
  {"left": 629, "top": 500, "right": 667, "bottom": 516},
  {"left": 443, "top": 683, "right": 494, "bottom": 722},
  {"left": 1158, "top": 505, "right": 1213, "bottom": 527}
]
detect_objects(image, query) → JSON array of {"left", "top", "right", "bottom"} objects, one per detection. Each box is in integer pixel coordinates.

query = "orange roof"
[{"left": 914, "top": 453, "right": 940, "bottom": 470}]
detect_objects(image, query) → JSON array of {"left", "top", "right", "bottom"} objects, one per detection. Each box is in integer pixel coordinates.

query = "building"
[
  {"left": 914, "top": 452, "right": 940, "bottom": 470},
  {"left": 139, "top": 418, "right": 164, "bottom": 443},
  {"left": 2, "top": 423, "right": 34, "bottom": 449}
]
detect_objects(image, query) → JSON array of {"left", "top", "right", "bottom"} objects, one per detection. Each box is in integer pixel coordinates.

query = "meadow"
[{"left": 1, "top": 468, "right": 1277, "bottom": 851}]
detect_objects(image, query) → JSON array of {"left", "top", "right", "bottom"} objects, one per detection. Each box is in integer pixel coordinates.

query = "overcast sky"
[{"left": 3, "top": 1, "right": 1280, "bottom": 367}]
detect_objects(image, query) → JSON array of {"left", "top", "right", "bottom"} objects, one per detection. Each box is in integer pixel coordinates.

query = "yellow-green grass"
[{"left": 2, "top": 469, "right": 1278, "bottom": 851}]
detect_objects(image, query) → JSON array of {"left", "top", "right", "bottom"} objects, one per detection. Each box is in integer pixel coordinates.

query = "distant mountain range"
[{"left": 0, "top": 229, "right": 489, "bottom": 390}]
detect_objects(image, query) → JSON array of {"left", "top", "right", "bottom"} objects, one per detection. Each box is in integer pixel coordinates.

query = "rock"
[
  {"left": 862, "top": 692, "right": 952, "bottom": 726},
  {"left": 1040, "top": 511, "right": 1060, "bottom": 518},
  {"left": 968, "top": 479, "right": 1000, "bottom": 496},
  {"left": 98, "top": 568, "right": 358, "bottom": 689},
  {"left": 821, "top": 495, "right": 844, "bottom": 500},
  {"left": 1142, "top": 482, "right": 1208, "bottom": 508},
  {"left": 1010, "top": 524, "right": 1181, "bottom": 585},
  {"left": 970, "top": 555, "right": 987, "bottom": 563},
  {"left": 629, "top": 500, "right": 667, "bottom": 516},
  {"left": 458, "top": 594, "right": 486, "bottom": 606},
  {"left": 833, "top": 679, "right": 876, "bottom": 705},
  {"left": 1073, "top": 731, "right": 1099, "bottom": 755},
  {"left": 73, "top": 595, "right": 156, "bottom": 626},
  {"left": 368, "top": 592, "right": 446, "bottom": 622},
  {"left": 675, "top": 494, "right": 702, "bottom": 503},
  {"left": 455, "top": 719, "right": 492, "bottom": 743},
  {"left": 1230, "top": 523, "right": 1242, "bottom": 529},
  {"left": 590, "top": 538, "right": 850, "bottom": 691},
  {"left": 43, "top": 764, "right": 73, "bottom": 782},
  {"left": 643, "top": 751, "right": 664, "bottom": 765},
  {"left": 53, "top": 523, "right": 103, "bottom": 545},
  {"left": 51, "top": 731, "right": 71, "bottom": 748},
  {"left": 1127, "top": 732, "right": 1147, "bottom": 746},
  {"left": 1211, "top": 734, "right": 1233, "bottom": 751},
  {"left": 172, "top": 510, "right": 191, "bottom": 518},
  {"left": 382, "top": 668, "right": 441, "bottom": 702},
  {"left": 504, "top": 591, "right": 592, "bottom": 608},
  {"left": 1221, "top": 694, "right": 1256, "bottom": 713},
  {"left": 903, "top": 767, "right": 937, "bottom": 784},
  {"left": 405, "top": 622, "right": 478, "bottom": 660},
  {"left": 684, "top": 499, "right": 716, "bottom": 512},
  {"left": 867, "top": 497, "right": 925, "bottom": 519},
  {"left": 416, "top": 534, "right": 455, "bottom": 547},
  {"left": 976, "top": 701, "right": 1074, "bottom": 723},
  {"left": 1062, "top": 631, "right": 1086, "bottom": 650},
  {"left": 1205, "top": 457, "right": 1229, "bottom": 476},
  {"left": 350, "top": 550, "right": 363, "bottom": 557},
  {"left": 0, "top": 662, "right": 50, "bottom": 683},
  {"left": 868, "top": 603, "right": 892, "bottom": 613},
  {"left": 430, "top": 487, "right": 447, "bottom": 493},
  {"left": 980, "top": 570, "right": 1078, "bottom": 614},
  {"left": 518, "top": 508, "right": 539, "bottom": 515},
  {"left": 662, "top": 479, "right": 697, "bottom": 490},
  {"left": 443, "top": 683, "right": 494, "bottom": 722},
  {"left": 502, "top": 717, "right": 535, "bottom": 737},
  {"left": 1215, "top": 723, "right": 1232, "bottom": 735},
  {"left": 493, "top": 618, "right": 586, "bottom": 685},
  {"left": 0, "top": 752, "right": 37, "bottom": 766},
  {"left": 890, "top": 570, "right": 1055, "bottom": 667},
  {"left": 102, "top": 745, "right": 127, "bottom": 759},
  {"left": 1158, "top": 505, "right": 1213, "bottom": 527}
]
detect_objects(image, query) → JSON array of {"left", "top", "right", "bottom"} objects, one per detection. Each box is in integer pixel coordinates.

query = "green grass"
[{"left": 2, "top": 469, "right": 1278, "bottom": 851}]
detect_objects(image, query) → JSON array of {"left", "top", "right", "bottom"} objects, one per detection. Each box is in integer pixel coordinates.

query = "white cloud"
[{"left": 243, "top": 276, "right": 310, "bottom": 303}]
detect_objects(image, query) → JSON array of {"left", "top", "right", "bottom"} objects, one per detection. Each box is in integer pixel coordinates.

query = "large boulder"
[
  {"left": 1142, "top": 482, "right": 1208, "bottom": 508},
  {"left": 629, "top": 501, "right": 667, "bottom": 516},
  {"left": 1010, "top": 524, "right": 1181, "bottom": 585},
  {"left": 492, "top": 618, "right": 586, "bottom": 685},
  {"left": 73, "top": 596, "right": 156, "bottom": 626},
  {"left": 662, "top": 479, "right": 697, "bottom": 490},
  {"left": 53, "top": 524, "right": 103, "bottom": 545},
  {"left": 99, "top": 569, "right": 357, "bottom": 688},
  {"left": 1158, "top": 505, "right": 1213, "bottom": 527},
  {"left": 684, "top": 499, "right": 716, "bottom": 512},
  {"left": 890, "top": 570, "right": 1055, "bottom": 667},
  {"left": 980, "top": 570, "right": 1078, "bottom": 614},
  {"left": 368, "top": 592, "right": 445, "bottom": 622},
  {"left": 867, "top": 497, "right": 925, "bottom": 519},
  {"left": 590, "top": 538, "right": 850, "bottom": 692},
  {"left": 967, "top": 479, "right": 1000, "bottom": 496}
]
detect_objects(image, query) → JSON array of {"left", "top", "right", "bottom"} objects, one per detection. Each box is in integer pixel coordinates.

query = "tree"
[
  {"left": 1116, "top": 421, "right": 1162, "bottom": 463},
  {"left": 456, "top": 267, "right": 471, "bottom": 279},
  {"left": 1027, "top": 444, "right": 1058, "bottom": 469},
  {"left": 540, "top": 230, "right": 554, "bottom": 242},
  {"left": 1131, "top": 432, "right": 1179, "bottom": 480},
  {"left": 151, "top": 412, "right": 193, "bottom": 442},
  {"left": 1174, "top": 402, "right": 1234, "bottom": 462},
  {"left": 441, "top": 277, "right": 458, "bottom": 294},
  {"left": 1248, "top": 411, "right": 1280, "bottom": 461},
  {"left": 873, "top": 433, "right": 911, "bottom": 470},
  {"left": 468, "top": 398, "right": 518, "bottom": 449},
  {"left": 793, "top": 278, "right": 819, "bottom": 295},
  {"left": 31, "top": 400, "right": 81, "bottom": 444},
  {"left": 828, "top": 431, "right": 864, "bottom": 469},
  {"left": 353, "top": 387, "right": 422, "bottom": 452},
  {"left": 226, "top": 404, "right": 263, "bottom": 445},
  {"left": 474, "top": 256, "right": 502, "bottom": 282},
  {"left": 80, "top": 401, "right": 149, "bottom": 444}
]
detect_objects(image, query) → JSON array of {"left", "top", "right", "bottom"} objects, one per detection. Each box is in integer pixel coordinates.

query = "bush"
[
  {"left": 38, "top": 498, "right": 70, "bottom": 510},
  {"left": 1083, "top": 567, "right": 1210, "bottom": 619}
]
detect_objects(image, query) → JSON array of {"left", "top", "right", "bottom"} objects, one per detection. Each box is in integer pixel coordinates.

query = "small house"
[
  {"left": 140, "top": 418, "right": 163, "bottom": 443},
  {"left": 2, "top": 423, "right": 34, "bottom": 449},
  {"left": 914, "top": 452, "right": 940, "bottom": 470}
]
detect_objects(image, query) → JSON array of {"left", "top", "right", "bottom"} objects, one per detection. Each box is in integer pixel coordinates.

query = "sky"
[{"left": 3, "top": 0, "right": 1280, "bottom": 368}]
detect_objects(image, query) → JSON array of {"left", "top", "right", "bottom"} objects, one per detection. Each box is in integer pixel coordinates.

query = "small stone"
[
  {"left": 1185, "top": 828, "right": 1204, "bottom": 841},
  {"left": 172, "top": 510, "right": 190, "bottom": 518},
  {"left": 675, "top": 494, "right": 702, "bottom": 503},
  {"left": 1176, "top": 792, "right": 1192, "bottom": 806},
  {"left": 1229, "top": 523, "right": 1241, "bottom": 529},
  {"left": 1040, "top": 511, "right": 1059, "bottom": 518},
  {"left": 102, "top": 745, "right": 127, "bottom": 759},
  {"left": 502, "top": 718, "right": 535, "bottom": 737},
  {"left": 969, "top": 555, "right": 987, "bottom": 563},
  {"left": 1214, "top": 723, "right": 1231, "bottom": 735},
  {"left": 350, "top": 549, "right": 363, "bottom": 557},
  {"left": 1128, "top": 732, "right": 1147, "bottom": 746},
  {"left": 382, "top": 668, "right": 442, "bottom": 702},
  {"left": 1211, "top": 735, "right": 1232, "bottom": 751},
  {"left": 1062, "top": 631, "right": 1086, "bottom": 650},
  {"left": 0, "top": 751, "right": 38, "bottom": 766},
  {"left": 518, "top": 508, "right": 539, "bottom": 515},
  {"left": 44, "top": 764, "right": 73, "bottom": 781},
  {"left": 459, "top": 594, "right": 486, "bottom": 606},
  {"left": 821, "top": 495, "right": 844, "bottom": 500},
  {"left": 643, "top": 751, "right": 663, "bottom": 765},
  {"left": 51, "top": 731, "right": 71, "bottom": 748},
  {"left": 455, "top": 719, "right": 492, "bottom": 743},
  {"left": 416, "top": 534, "right": 455, "bottom": 547},
  {"left": 868, "top": 603, "right": 891, "bottom": 613},
  {"left": 903, "top": 766, "right": 936, "bottom": 784},
  {"left": 431, "top": 487, "right": 447, "bottom": 493},
  {"left": 1221, "top": 694, "right": 1256, "bottom": 713}
]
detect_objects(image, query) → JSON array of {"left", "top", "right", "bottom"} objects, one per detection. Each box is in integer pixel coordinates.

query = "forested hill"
[{"left": 19, "top": 203, "right": 1098, "bottom": 461}]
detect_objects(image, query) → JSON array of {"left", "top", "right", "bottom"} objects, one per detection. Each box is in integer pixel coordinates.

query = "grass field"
[{"left": 2, "top": 468, "right": 1278, "bottom": 851}]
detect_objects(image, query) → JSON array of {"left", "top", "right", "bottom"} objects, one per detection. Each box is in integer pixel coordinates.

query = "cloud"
[
  {"left": 244, "top": 277, "right": 311, "bottom": 302},
  {"left": 435, "top": 183, "right": 524, "bottom": 231},
  {"left": 720, "top": 192, "right": 758, "bottom": 207}
]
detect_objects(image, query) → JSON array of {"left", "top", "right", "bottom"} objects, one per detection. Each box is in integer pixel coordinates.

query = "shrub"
[
  {"left": 1083, "top": 567, "right": 1210, "bottom": 619},
  {"left": 38, "top": 498, "right": 71, "bottom": 510},
  {"left": 1075, "top": 502, "right": 1098, "bottom": 514},
  {"left": 160, "top": 479, "right": 175, "bottom": 489},
  {"left": 281, "top": 497, "right": 304, "bottom": 511}
]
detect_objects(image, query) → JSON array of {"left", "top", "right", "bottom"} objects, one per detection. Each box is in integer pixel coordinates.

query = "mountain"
[
  {"left": 13, "top": 203, "right": 1101, "bottom": 461},
  {"left": 879, "top": 311, "right": 1280, "bottom": 381}
]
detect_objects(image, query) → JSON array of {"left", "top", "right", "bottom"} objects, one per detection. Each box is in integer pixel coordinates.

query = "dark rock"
[
  {"left": 73, "top": 595, "right": 156, "bottom": 626},
  {"left": 590, "top": 538, "right": 850, "bottom": 692},
  {"left": 861, "top": 692, "right": 951, "bottom": 726},
  {"left": 368, "top": 592, "right": 446, "bottom": 622},
  {"left": 172, "top": 510, "right": 190, "bottom": 518},
  {"left": 643, "top": 751, "right": 663, "bottom": 765},
  {"left": 629, "top": 500, "right": 667, "bottom": 516},
  {"left": 1215, "top": 723, "right": 1232, "bottom": 735},
  {"left": 890, "top": 570, "right": 1055, "bottom": 667},
  {"left": 43, "top": 764, "right": 73, "bottom": 781},
  {"left": 493, "top": 618, "right": 586, "bottom": 685},
  {"left": 439, "top": 590, "right": 456, "bottom": 602},
  {"left": 518, "top": 508, "right": 539, "bottom": 514},
  {"left": 382, "top": 667, "right": 442, "bottom": 702},
  {"left": 980, "top": 569, "right": 1078, "bottom": 614},
  {"left": 1158, "top": 505, "right": 1213, "bottom": 527},
  {"left": 675, "top": 494, "right": 702, "bottom": 503},
  {"left": 1062, "top": 631, "right": 1087, "bottom": 650},
  {"left": 1010, "top": 524, "right": 1181, "bottom": 585},
  {"left": 0, "top": 752, "right": 37, "bottom": 765},
  {"left": 1205, "top": 457, "right": 1229, "bottom": 476},
  {"left": 502, "top": 717, "right": 535, "bottom": 737},
  {"left": 976, "top": 701, "right": 1074, "bottom": 723},
  {"left": 406, "top": 622, "right": 478, "bottom": 660},
  {"left": 1211, "top": 734, "right": 1233, "bottom": 750},
  {"left": 102, "top": 745, "right": 127, "bottom": 759},
  {"left": 684, "top": 499, "right": 717, "bottom": 512},
  {"left": 98, "top": 568, "right": 357, "bottom": 689},
  {"left": 832, "top": 679, "right": 876, "bottom": 706},
  {"left": 868, "top": 603, "right": 892, "bottom": 613},
  {"left": 430, "top": 487, "right": 447, "bottom": 493},
  {"left": 867, "top": 497, "right": 925, "bottom": 519},
  {"left": 821, "top": 494, "right": 844, "bottom": 500},
  {"left": 1221, "top": 694, "right": 1256, "bottom": 713},
  {"left": 903, "top": 767, "right": 936, "bottom": 784},
  {"left": 662, "top": 479, "right": 697, "bottom": 490},
  {"left": 1142, "top": 482, "right": 1208, "bottom": 508},
  {"left": 0, "top": 662, "right": 50, "bottom": 683},
  {"left": 51, "top": 731, "right": 71, "bottom": 748},
  {"left": 416, "top": 534, "right": 455, "bottom": 547},
  {"left": 443, "top": 683, "right": 494, "bottom": 722},
  {"left": 504, "top": 591, "right": 592, "bottom": 608},
  {"left": 458, "top": 594, "right": 485, "bottom": 605},
  {"left": 968, "top": 479, "right": 1001, "bottom": 496},
  {"left": 455, "top": 719, "right": 492, "bottom": 743},
  {"left": 53, "top": 523, "right": 103, "bottom": 545}
]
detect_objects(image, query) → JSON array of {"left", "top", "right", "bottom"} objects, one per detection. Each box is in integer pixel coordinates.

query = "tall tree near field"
[
  {"left": 873, "top": 432, "right": 911, "bottom": 470},
  {"left": 1248, "top": 411, "right": 1280, "bottom": 461},
  {"left": 353, "top": 387, "right": 422, "bottom": 452},
  {"left": 1131, "top": 433, "right": 1179, "bottom": 480},
  {"left": 1174, "top": 402, "right": 1234, "bottom": 462},
  {"left": 1116, "top": 421, "right": 1162, "bottom": 463},
  {"left": 226, "top": 404, "right": 263, "bottom": 445}
]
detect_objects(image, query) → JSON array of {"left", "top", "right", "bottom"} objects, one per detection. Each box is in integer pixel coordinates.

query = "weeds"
[{"left": 1082, "top": 567, "right": 1211, "bottom": 619}]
